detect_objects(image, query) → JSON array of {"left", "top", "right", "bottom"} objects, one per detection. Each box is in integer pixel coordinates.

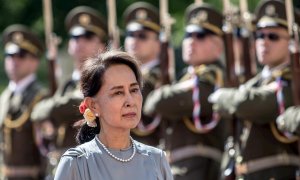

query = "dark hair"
[{"left": 76, "top": 50, "right": 143, "bottom": 144}]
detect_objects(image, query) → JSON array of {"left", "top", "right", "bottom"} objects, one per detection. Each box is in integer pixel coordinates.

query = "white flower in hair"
[{"left": 83, "top": 108, "right": 97, "bottom": 127}]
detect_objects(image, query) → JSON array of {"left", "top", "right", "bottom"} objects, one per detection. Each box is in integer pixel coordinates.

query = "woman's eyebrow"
[
  {"left": 130, "top": 82, "right": 139, "bottom": 87},
  {"left": 110, "top": 86, "right": 123, "bottom": 91},
  {"left": 109, "top": 82, "right": 139, "bottom": 91}
]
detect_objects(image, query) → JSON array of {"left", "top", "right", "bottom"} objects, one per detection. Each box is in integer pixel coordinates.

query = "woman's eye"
[
  {"left": 114, "top": 91, "right": 123, "bottom": 95},
  {"left": 131, "top": 88, "right": 140, "bottom": 93}
]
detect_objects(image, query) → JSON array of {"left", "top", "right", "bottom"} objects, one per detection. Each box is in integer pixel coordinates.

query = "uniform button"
[{"left": 166, "top": 127, "right": 173, "bottom": 135}]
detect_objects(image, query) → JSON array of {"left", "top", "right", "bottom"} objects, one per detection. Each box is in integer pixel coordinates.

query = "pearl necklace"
[{"left": 96, "top": 136, "right": 136, "bottom": 163}]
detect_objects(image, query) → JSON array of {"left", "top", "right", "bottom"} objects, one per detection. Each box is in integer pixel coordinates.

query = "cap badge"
[
  {"left": 265, "top": 4, "right": 276, "bottom": 17},
  {"left": 136, "top": 9, "right": 147, "bottom": 20},
  {"left": 191, "top": 10, "right": 207, "bottom": 24},
  {"left": 12, "top": 32, "right": 24, "bottom": 43},
  {"left": 79, "top": 14, "right": 91, "bottom": 26}
]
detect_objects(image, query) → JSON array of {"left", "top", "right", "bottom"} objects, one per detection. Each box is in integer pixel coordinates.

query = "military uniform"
[
  {"left": 123, "top": 2, "right": 163, "bottom": 147},
  {"left": 209, "top": 1, "right": 300, "bottom": 179},
  {"left": 277, "top": 106, "right": 300, "bottom": 136},
  {"left": 30, "top": 6, "right": 107, "bottom": 178},
  {"left": 144, "top": 4, "right": 226, "bottom": 180},
  {"left": 0, "top": 25, "right": 47, "bottom": 180}
]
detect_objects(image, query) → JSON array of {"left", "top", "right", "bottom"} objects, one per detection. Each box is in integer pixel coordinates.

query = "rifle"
[
  {"left": 221, "top": 0, "right": 239, "bottom": 179},
  {"left": 285, "top": 1, "right": 300, "bottom": 179},
  {"left": 222, "top": 0, "right": 239, "bottom": 87},
  {"left": 239, "top": 0, "right": 256, "bottom": 81},
  {"left": 286, "top": 0, "right": 300, "bottom": 106},
  {"left": 43, "top": 0, "right": 60, "bottom": 95},
  {"left": 159, "top": 0, "right": 175, "bottom": 85},
  {"left": 106, "top": 0, "right": 120, "bottom": 50}
]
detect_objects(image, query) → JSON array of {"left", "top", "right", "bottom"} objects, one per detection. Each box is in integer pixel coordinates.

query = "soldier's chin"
[{"left": 258, "top": 58, "right": 269, "bottom": 66}]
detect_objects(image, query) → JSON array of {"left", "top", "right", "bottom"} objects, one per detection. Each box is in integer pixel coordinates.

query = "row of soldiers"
[{"left": 0, "top": 0, "right": 300, "bottom": 179}]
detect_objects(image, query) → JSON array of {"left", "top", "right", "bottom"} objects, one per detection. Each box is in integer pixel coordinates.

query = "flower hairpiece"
[{"left": 79, "top": 101, "right": 97, "bottom": 127}]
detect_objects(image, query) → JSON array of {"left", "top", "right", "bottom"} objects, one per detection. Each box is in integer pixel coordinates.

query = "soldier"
[
  {"left": 123, "top": 2, "right": 163, "bottom": 147},
  {"left": 209, "top": 0, "right": 300, "bottom": 179},
  {"left": 143, "top": 3, "right": 226, "bottom": 180},
  {"left": 30, "top": 6, "right": 107, "bottom": 178},
  {"left": 0, "top": 24, "right": 47, "bottom": 180},
  {"left": 277, "top": 106, "right": 300, "bottom": 136}
]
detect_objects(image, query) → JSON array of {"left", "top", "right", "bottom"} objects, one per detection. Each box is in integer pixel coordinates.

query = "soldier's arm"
[
  {"left": 211, "top": 83, "right": 293, "bottom": 124},
  {"left": 143, "top": 79, "right": 193, "bottom": 120},
  {"left": 276, "top": 106, "right": 300, "bottom": 136},
  {"left": 31, "top": 91, "right": 83, "bottom": 125},
  {"left": 143, "top": 78, "right": 215, "bottom": 120}
]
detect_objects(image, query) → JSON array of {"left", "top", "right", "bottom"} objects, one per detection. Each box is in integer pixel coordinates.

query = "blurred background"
[{"left": 0, "top": 0, "right": 299, "bottom": 92}]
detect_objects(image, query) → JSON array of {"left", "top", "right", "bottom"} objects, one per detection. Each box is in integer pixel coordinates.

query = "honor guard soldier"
[
  {"left": 123, "top": 2, "right": 163, "bottom": 147},
  {"left": 0, "top": 24, "right": 47, "bottom": 180},
  {"left": 209, "top": 0, "right": 300, "bottom": 179},
  {"left": 143, "top": 3, "right": 226, "bottom": 180},
  {"left": 31, "top": 6, "right": 107, "bottom": 178}
]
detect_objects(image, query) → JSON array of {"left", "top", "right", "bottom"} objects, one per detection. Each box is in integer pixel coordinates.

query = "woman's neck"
[{"left": 98, "top": 131, "right": 131, "bottom": 150}]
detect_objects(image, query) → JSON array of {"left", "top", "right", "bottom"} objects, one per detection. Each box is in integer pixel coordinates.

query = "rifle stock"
[
  {"left": 291, "top": 50, "right": 300, "bottom": 105},
  {"left": 288, "top": 22, "right": 300, "bottom": 106},
  {"left": 159, "top": 41, "right": 171, "bottom": 84},
  {"left": 223, "top": 32, "right": 239, "bottom": 87}
]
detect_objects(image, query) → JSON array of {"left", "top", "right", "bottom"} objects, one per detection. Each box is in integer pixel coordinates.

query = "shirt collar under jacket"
[
  {"left": 8, "top": 74, "right": 36, "bottom": 95},
  {"left": 141, "top": 59, "right": 159, "bottom": 72},
  {"left": 261, "top": 62, "right": 289, "bottom": 80}
]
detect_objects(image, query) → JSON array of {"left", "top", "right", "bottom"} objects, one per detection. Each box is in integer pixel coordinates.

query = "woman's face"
[{"left": 93, "top": 64, "right": 142, "bottom": 133}]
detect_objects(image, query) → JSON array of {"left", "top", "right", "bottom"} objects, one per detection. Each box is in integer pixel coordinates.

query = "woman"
[{"left": 54, "top": 50, "right": 173, "bottom": 180}]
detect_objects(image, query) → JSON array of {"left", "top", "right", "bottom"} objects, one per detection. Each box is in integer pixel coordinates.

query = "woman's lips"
[{"left": 122, "top": 112, "right": 136, "bottom": 118}]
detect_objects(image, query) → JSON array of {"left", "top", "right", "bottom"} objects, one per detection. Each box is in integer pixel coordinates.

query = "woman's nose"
[{"left": 124, "top": 94, "right": 134, "bottom": 107}]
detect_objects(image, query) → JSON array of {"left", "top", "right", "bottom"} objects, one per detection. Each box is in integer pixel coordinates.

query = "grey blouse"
[{"left": 54, "top": 138, "right": 173, "bottom": 180}]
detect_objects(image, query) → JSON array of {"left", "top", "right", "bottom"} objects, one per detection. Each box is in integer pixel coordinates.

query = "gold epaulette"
[
  {"left": 180, "top": 65, "right": 224, "bottom": 87},
  {"left": 272, "top": 67, "right": 292, "bottom": 80},
  {"left": 195, "top": 65, "right": 224, "bottom": 87}
]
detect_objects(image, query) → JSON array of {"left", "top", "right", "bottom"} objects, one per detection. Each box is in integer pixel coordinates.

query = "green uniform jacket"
[
  {"left": 0, "top": 80, "right": 47, "bottom": 179},
  {"left": 31, "top": 78, "right": 82, "bottom": 149},
  {"left": 144, "top": 62, "right": 226, "bottom": 180}
]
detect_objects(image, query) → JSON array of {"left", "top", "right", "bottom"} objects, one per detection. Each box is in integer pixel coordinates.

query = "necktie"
[{"left": 9, "top": 92, "right": 22, "bottom": 114}]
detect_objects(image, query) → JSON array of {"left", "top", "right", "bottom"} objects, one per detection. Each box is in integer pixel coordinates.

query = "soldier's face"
[
  {"left": 68, "top": 34, "right": 105, "bottom": 68},
  {"left": 92, "top": 64, "right": 142, "bottom": 132},
  {"left": 255, "top": 27, "right": 290, "bottom": 68},
  {"left": 182, "top": 32, "right": 223, "bottom": 66},
  {"left": 124, "top": 30, "right": 160, "bottom": 64},
  {"left": 4, "top": 52, "right": 39, "bottom": 82}
]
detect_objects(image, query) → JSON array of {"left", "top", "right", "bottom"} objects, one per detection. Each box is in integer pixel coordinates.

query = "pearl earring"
[{"left": 95, "top": 113, "right": 99, "bottom": 117}]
